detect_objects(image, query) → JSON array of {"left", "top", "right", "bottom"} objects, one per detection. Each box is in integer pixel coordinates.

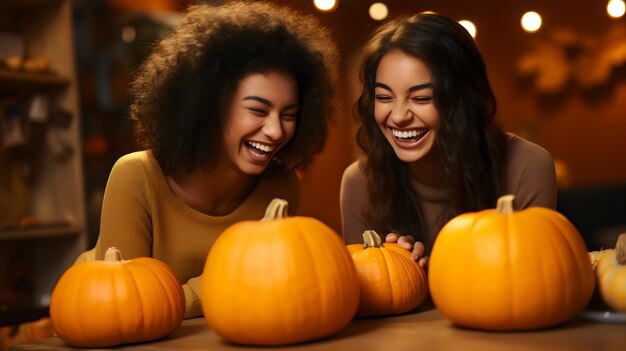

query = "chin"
[
  {"left": 239, "top": 164, "right": 268, "bottom": 176},
  {"left": 393, "top": 150, "right": 429, "bottom": 164}
]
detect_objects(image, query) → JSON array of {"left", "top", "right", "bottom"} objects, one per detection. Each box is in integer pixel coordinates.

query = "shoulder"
[
  {"left": 341, "top": 159, "right": 367, "bottom": 190},
  {"left": 505, "top": 133, "right": 554, "bottom": 167},
  {"left": 107, "top": 150, "right": 163, "bottom": 189},
  {"left": 503, "top": 133, "right": 557, "bottom": 209},
  {"left": 111, "top": 150, "right": 153, "bottom": 171}
]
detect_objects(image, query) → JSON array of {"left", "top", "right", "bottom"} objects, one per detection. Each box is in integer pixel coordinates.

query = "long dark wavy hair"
[
  {"left": 356, "top": 13, "right": 507, "bottom": 241},
  {"left": 129, "top": 1, "right": 339, "bottom": 175}
]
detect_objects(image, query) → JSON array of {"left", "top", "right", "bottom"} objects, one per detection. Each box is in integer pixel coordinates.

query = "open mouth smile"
[
  {"left": 244, "top": 141, "right": 275, "bottom": 159},
  {"left": 391, "top": 127, "right": 429, "bottom": 143}
]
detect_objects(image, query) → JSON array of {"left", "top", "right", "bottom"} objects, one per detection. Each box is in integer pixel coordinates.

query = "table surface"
[{"left": 9, "top": 305, "right": 626, "bottom": 350}]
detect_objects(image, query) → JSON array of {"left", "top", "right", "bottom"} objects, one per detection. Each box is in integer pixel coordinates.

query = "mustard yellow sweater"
[{"left": 76, "top": 151, "right": 299, "bottom": 318}]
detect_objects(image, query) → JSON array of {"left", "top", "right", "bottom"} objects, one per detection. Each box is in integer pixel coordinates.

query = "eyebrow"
[
  {"left": 375, "top": 82, "right": 433, "bottom": 92},
  {"left": 243, "top": 96, "right": 299, "bottom": 110}
]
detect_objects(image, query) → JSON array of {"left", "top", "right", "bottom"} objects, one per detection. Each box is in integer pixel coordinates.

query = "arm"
[
  {"left": 509, "top": 140, "right": 558, "bottom": 210},
  {"left": 94, "top": 154, "right": 153, "bottom": 260},
  {"left": 341, "top": 161, "right": 428, "bottom": 266},
  {"left": 340, "top": 162, "right": 370, "bottom": 244}
]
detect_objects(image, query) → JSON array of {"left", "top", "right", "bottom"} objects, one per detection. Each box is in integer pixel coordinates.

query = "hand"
[{"left": 385, "top": 233, "right": 429, "bottom": 268}]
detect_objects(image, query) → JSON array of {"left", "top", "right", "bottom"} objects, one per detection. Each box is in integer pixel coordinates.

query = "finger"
[
  {"left": 411, "top": 241, "right": 425, "bottom": 260},
  {"left": 385, "top": 233, "right": 399, "bottom": 243},
  {"left": 418, "top": 256, "right": 429, "bottom": 268},
  {"left": 396, "top": 236, "right": 412, "bottom": 250}
]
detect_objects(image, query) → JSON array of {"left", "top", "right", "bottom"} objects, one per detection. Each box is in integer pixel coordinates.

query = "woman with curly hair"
[
  {"left": 340, "top": 13, "right": 556, "bottom": 266},
  {"left": 77, "top": 1, "right": 339, "bottom": 318}
]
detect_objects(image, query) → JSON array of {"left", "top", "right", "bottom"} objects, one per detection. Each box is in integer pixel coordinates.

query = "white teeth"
[
  {"left": 391, "top": 128, "right": 426, "bottom": 139},
  {"left": 248, "top": 141, "right": 274, "bottom": 152}
]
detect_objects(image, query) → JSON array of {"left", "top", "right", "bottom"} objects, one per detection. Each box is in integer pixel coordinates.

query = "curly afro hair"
[{"left": 129, "top": 1, "right": 339, "bottom": 175}]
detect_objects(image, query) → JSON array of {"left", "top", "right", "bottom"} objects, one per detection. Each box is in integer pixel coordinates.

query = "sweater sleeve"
[
  {"left": 94, "top": 153, "right": 153, "bottom": 260},
  {"left": 340, "top": 161, "right": 371, "bottom": 244},
  {"left": 182, "top": 276, "right": 203, "bottom": 319}
]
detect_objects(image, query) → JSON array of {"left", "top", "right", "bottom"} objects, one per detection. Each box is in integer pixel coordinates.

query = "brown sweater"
[
  {"left": 75, "top": 151, "right": 299, "bottom": 318},
  {"left": 340, "top": 134, "right": 557, "bottom": 252}
]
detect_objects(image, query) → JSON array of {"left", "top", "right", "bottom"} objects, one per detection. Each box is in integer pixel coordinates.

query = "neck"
[
  {"left": 166, "top": 164, "right": 260, "bottom": 216},
  {"left": 408, "top": 150, "right": 439, "bottom": 187}
]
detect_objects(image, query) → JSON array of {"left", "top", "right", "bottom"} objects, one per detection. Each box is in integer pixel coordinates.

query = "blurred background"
[{"left": 1, "top": 0, "right": 626, "bottom": 341}]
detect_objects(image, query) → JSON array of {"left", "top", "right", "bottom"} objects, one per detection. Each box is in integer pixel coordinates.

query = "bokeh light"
[
  {"left": 369, "top": 2, "right": 388, "bottom": 21},
  {"left": 521, "top": 11, "right": 542, "bottom": 33}
]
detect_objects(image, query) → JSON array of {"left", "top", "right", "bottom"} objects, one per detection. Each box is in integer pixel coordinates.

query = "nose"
[
  {"left": 262, "top": 112, "right": 283, "bottom": 141},
  {"left": 389, "top": 101, "right": 413, "bottom": 125},
  {"left": 389, "top": 101, "right": 413, "bottom": 126}
]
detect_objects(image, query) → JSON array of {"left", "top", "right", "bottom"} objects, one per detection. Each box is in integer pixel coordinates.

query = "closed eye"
[
  {"left": 247, "top": 107, "right": 268, "bottom": 116},
  {"left": 375, "top": 95, "right": 393, "bottom": 102},
  {"left": 411, "top": 96, "right": 433, "bottom": 103}
]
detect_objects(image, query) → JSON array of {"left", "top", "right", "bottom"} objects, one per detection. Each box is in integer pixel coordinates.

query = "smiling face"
[
  {"left": 221, "top": 71, "right": 299, "bottom": 176},
  {"left": 374, "top": 49, "right": 439, "bottom": 165}
]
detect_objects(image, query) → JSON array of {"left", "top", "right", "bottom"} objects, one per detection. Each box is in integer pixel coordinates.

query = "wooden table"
[{"left": 9, "top": 305, "right": 626, "bottom": 350}]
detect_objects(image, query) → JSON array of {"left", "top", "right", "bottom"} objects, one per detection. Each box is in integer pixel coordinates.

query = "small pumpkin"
[
  {"left": 50, "top": 247, "right": 185, "bottom": 347},
  {"left": 428, "top": 195, "right": 595, "bottom": 331},
  {"left": 589, "top": 249, "right": 611, "bottom": 270},
  {"left": 201, "top": 198, "right": 359, "bottom": 346},
  {"left": 347, "top": 230, "right": 428, "bottom": 317},
  {"left": 595, "top": 233, "right": 626, "bottom": 312}
]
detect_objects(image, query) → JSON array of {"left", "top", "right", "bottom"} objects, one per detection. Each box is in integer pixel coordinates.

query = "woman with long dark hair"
[{"left": 341, "top": 13, "right": 556, "bottom": 266}]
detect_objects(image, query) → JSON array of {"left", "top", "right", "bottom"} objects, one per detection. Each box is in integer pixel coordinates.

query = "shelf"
[
  {"left": 0, "top": 223, "right": 80, "bottom": 241},
  {"left": 0, "top": 69, "right": 70, "bottom": 91},
  {"left": 0, "top": 0, "right": 60, "bottom": 10}
]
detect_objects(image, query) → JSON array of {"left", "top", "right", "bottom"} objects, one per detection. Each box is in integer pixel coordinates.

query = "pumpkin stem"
[
  {"left": 262, "top": 198, "right": 289, "bottom": 221},
  {"left": 615, "top": 233, "right": 626, "bottom": 265},
  {"left": 104, "top": 247, "right": 124, "bottom": 263},
  {"left": 363, "top": 230, "right": 384, "bottom": 248},
  {"left": 496, "top": 194, "right": 515, "bottom": 214}
]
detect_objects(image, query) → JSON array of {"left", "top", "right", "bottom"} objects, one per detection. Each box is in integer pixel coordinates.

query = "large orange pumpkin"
[
  {"left": 50, "top": 247, "right": 185, "bottom": 347},
  {"left": 201, "top": 198, "right": 359, "bottom": 345},
  {"left": 347, "top": 230, "right": 428, "bottom": 317},
  {"left": 428, "top": 195, "right": 595, "bottom": 331},
  {"left": 595, "top": 233, "right": 626, "bottom": 312}
]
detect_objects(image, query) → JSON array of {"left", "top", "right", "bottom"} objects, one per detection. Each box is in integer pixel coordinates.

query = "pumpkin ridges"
[
  {"left": 383, "top": 247, "right": 426, "bottom": 313},
  {"left": 430, "top": 195, "right": 595, "bottom": 331},
  {"left": 292, "top": 219, "right": 324, "bottom": 334},
  {"left": 50, "top": 264, "right": 82, "bottom": 342},
  {"left": 201, "top": 223, "right": 243, "bottom": 340},
  {"left": 539, "top": 208, "right": 595, "bottom": 318},
  {"left": 50, "top": 249, "right": 184, "bottom": 347},
  {"left": 429, "top": 213, "right": 477, "bottom": 325},
  {"left": 202, "top": 211, "right": 359, "bottom": 345},
  {"left": 349, "top": 231, "right": 427, "bottom": 317},
  {"left": 352, "top": 246, "right": 392, "bottom": 316},
  {"left": 518, "top": 211, "right": 566, "bottom": 327},
  {"left": 545, "top": 212, "right": 577, "bottom": 321},
  {"left": 119, "top": 262, "right": 147, "bottom": 343},
  {"left": 125, "top": 259, "right": 183, "bottom": 341},
  {"left": 297, "top": 217, "right": 358, "bottom": 335}
]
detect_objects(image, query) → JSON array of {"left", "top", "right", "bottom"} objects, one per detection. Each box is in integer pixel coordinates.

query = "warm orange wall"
[{"left": 293, "top": 0, "right": 626, "bottom": 233}]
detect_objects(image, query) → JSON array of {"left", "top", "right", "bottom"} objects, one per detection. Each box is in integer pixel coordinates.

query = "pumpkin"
[
  {"left": 347, "top": 230, "right": 428, "bottom": 317},
  {"left": 589, "top": 249, "right": 611, "bottom": 270},
  {"left": 428, "top": 194, "right": 595, "bottom": 331},
  {"left": 595, "top": 233, "right": 626, "bottom": 312},
  {"left": 201, "top": 198, "right": 359, "bottom": 346},
  {"left": 49, "top": 247, "right": 185, "bottom": 347}
]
